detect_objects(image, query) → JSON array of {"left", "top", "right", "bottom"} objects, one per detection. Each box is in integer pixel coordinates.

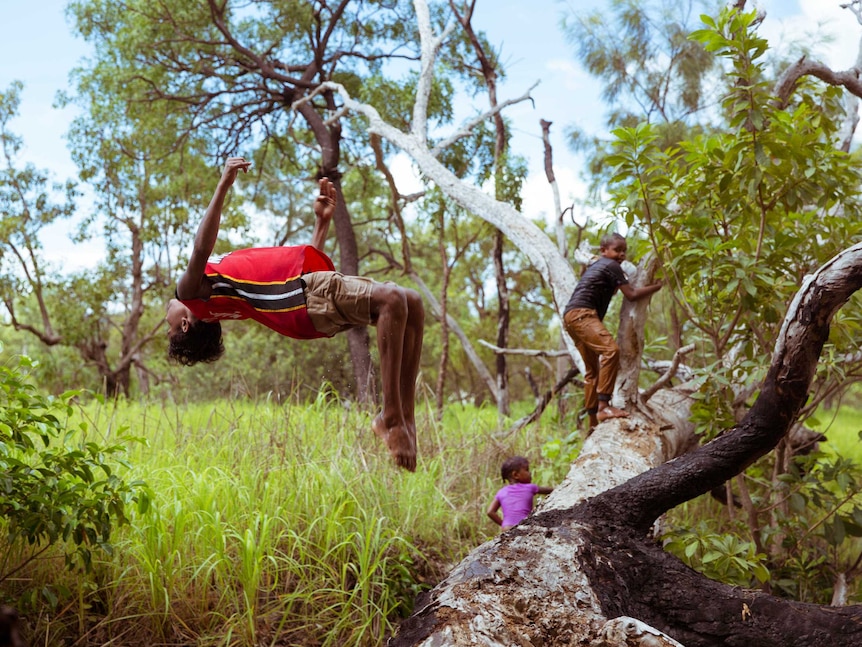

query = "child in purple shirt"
[{"left": 486, "top": 456, "right": 554, "bottom": 531}]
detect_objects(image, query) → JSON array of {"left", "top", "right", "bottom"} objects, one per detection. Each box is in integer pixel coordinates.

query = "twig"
[
  {"left": 478, "top": 339, "right": 571, "bottom": 358},
  {"left": 641, "top": 343, "right": 695, "bottom": 402}
]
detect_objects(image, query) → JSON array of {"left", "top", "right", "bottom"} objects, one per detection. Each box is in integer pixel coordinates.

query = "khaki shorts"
[{"left": 303, "top": 271, "right": 376, "bottom": 336}]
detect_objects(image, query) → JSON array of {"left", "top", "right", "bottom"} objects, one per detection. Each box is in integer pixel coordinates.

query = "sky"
[{"left": 0, "top": 0, "right": 860, "bottom": 269}]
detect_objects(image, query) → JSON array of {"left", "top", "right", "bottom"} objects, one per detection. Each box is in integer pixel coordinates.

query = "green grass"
[
  {"left": 5, "top": 396, "right": 862, "bottom": 642},
  {"left": 0, "top": 395, "right": 573, "bottom": 646},
  {"left": 814, "top": 406, "right": 862, "bottom": 465}
]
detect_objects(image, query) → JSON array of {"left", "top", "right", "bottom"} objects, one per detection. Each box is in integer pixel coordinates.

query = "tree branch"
[
  {"left": 641, "top": 343, "right": 696, "bottom": 402},
  {"left": 774, "top": 56, "right": 862, "bottom": 109}
]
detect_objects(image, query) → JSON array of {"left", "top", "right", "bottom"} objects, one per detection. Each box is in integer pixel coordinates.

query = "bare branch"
[
  {"left": 641, "top": 343, "right": 696, "bottom": 402},
  {"left": 412, "top": 0, "right": 457, "bottom": 143},
  {"left": 497, "top": 366, "right": 583, "bottom": 439},
  {"left": 430, "top": 83, "right": 539, "bottom": 156},
  {"left": 774, "top": 56, "right": 862, "bottom": 109},
  {"left": 477, "top": 339, "right": 571, "bottom": 359}
]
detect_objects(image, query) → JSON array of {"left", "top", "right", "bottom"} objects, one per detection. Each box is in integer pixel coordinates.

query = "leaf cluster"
[
  {"left": 0, "top": 352, "right": 149, "bottom": 573},
  {"left": 606, "top": 7, "right": 862, "bottom": 436}
]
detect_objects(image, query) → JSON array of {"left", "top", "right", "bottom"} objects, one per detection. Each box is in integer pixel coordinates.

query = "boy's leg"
[
  {"left": 565, "top": 309, "right": 600, "bottom": 428},
  {"left": 304, "top": 272, "right": 417, "bottom": 471},
  {"left": 565, "top": 309, "right": 627, "bottom": 425},
  {"left": 590, "top": 324, "right": 627, "bottom": 421},
  {"left": 399, "top": 289, "right": 424, "bottom": 437},
  {"left": 369, "top": 281, "right": 417, "bottom": 471},
  {"left": 574, "top": 340, "right": 599, "bottom": 428}
]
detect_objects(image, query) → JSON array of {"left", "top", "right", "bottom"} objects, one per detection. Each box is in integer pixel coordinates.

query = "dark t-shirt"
[{"left": 563, "top": 256, "right": 628, "bottom": 320}]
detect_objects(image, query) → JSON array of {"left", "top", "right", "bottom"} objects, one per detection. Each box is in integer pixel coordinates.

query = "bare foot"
[
  {"left": 372, "top": 414, "right": 417, "bottom": 472},
  {"left": 597, "top": 406, "right": 629, "bottom": 422}
]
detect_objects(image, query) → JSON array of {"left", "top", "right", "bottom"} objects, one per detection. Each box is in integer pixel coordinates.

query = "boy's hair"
[
  {"left": 500, "top": 455, "right": 529, "bottom": 482},
  {"left": 599, "top": 232, "right": 626, "bottom": 250},
  {"left": 168, "top": 320, "right": 225, "bottom": 366}
]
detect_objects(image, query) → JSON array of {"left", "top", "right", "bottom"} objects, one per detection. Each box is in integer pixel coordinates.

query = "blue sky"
[{"left": 0, "top": 0, "right": 859, "bottom": 267}]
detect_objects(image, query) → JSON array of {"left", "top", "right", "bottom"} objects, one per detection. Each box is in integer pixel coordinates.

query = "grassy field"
[
  {"left": 0, "top": 394, "right": 577, "bottom": 646},
  {"left": 4, "top": 395, "right": 861, "bottom": 645}
]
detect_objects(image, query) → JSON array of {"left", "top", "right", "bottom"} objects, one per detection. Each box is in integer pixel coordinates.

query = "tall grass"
[{"left": 0, "top": 395, "right": 570, "bottom": 646}]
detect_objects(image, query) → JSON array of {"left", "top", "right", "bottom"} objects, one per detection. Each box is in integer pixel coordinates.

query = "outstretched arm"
[
  {"left": 310, "top": 178, "right": 337, "bottom": 252},
  {"left": 619, "top": 280, "right": 663, "bottom": 302},
  {"left": 486, "top": 498, "right": 503, "bottom": 526},
  {"left": 177, "top": 157, "right": 251, "bottom": 299}
]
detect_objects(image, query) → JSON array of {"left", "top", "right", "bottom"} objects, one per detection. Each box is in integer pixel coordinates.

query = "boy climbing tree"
[{"left": 563, "top": 233, "right": 662, "bottom": 430}]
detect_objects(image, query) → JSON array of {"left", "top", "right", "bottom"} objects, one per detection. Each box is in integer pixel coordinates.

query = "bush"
[{"left": 0, "top": 351, "right": 149, "bottom": 574}]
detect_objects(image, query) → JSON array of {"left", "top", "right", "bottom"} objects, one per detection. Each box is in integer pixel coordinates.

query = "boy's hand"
[
  {"left": 314, "top": 178, "right": 337, "bottom": 222},
  {"left": 221, "top": 157, "right": 252, "bottom": 185}
]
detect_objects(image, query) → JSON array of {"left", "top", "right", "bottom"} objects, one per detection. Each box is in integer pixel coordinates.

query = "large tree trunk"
[
  {"left": 294, "top": 72, "right": 375, "bottom": 405},
  {"left": 391, "top": 243, "right": 862, "bottom": 646}
]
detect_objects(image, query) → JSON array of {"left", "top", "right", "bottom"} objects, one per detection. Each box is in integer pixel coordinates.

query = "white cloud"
[
  {"left": 39, "top": 219, "right": 105, "bottom": 272},
  {"left": 759, "top": 0, "right": 861, "bottom": 68},
  {"left": 545, "top": 58, "right": 590, "bottom": 92},
  {"left": 521, "top": 166, "right": 606, "bottom": 229}
]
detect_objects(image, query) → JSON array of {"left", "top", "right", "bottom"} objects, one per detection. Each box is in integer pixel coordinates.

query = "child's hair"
[
  {"left": 599, "top": 232, "right": 626, "bottom": 250},
  {"left": 168, "top": 320, "right": 225, "bottom": 366},
  {"left": 500, "top": 455, "right": 529, "bottom": 482}
]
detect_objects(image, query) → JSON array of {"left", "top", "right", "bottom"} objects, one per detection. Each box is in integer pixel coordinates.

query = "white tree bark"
[{"left": 593, "top": 617, "right": 686, "bottom": 647}]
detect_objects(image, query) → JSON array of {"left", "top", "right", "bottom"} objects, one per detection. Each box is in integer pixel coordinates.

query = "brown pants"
[
  {"left": 563, "top": 308, "right": 619, "bottom": 413},
  {"left": 302, "top": 271, "right": 376, "bottom": 336}
]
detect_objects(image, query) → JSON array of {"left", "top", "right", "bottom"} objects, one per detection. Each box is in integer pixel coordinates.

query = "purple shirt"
[{"left": 495, "top": 482, "right": 540, "bottom": 527}]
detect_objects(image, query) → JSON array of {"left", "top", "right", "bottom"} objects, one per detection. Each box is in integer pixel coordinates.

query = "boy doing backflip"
[
  {"left": 563, "top": 233, "right": 661, "bottom": 429},
  {"left": 166, "top": 157, "right": 424, "bottom": 471}
]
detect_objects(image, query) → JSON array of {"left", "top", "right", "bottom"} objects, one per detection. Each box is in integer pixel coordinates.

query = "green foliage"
[
  {"left": 561, "top": 0, "right": 718, "bottom": 195},
  {"left": 766, "top": 449, "right": 862, "bottom": 601},
  {"left": 574, "top": 0, "right": 716, "bottom": 119},
  {"left": 536, "top": 428, "right": 582, "bottom": 485},
  {"left": 586, "top": 3, "right": 862, "bottom": 605},
  {"left": 0, "top": 351, "right": 148, "bottom": 574},
  {"left": 664, "top": 522, "right": 770, "bottom": 587},
  {"left": 606, "top": 7, "right": 862, "bottom": 439},
  {"left": 665, "top": 442, "right": 862, "bottom": 604},
  {"left": 0, "top": 82, "right": 77, "bottom": 345}
]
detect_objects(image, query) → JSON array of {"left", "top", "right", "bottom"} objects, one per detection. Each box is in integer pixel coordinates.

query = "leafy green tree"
[
  {"left": 62, "top": 83, "right": 224, "bottom": 396},
  {"left": 66, "top": 0, "right": 434, "bottom": 402},
  {"left": 0, "top": 78, "right": 226, "bottom": 397},
  {"left": 0, "top": 82, "right": 77, "bottom": 349},
  {"left": 605, "top": 6, "right": 862, "bottom": 600},
  {"left": 562, "top": 0, "right": 718, "bottom": 198}
]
